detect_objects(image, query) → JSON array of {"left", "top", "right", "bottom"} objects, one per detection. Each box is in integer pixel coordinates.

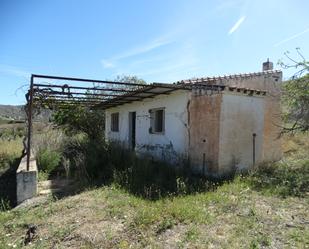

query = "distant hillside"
[
  {"left": 0, "top": 104, "right": 51, "bottom": 122},
  {"left": 0, "top": 105, "right": 25, "bottom": 120}
]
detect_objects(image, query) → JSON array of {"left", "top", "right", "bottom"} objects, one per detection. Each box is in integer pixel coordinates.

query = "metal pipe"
[
  {"left": 33, "top": 83, "right": 140, "bottom": 92},
  {"left": 26, "top": 75, "right": 34, "bottom": 171},
  {"left": 32, "top": 74, "right": 187, "bottom": 89},
  {"left": 252, "top": 133, "right": 256, "bottom": 165},
  {"left": 32, "top": 74, "right": 149, "bottom": 87}
]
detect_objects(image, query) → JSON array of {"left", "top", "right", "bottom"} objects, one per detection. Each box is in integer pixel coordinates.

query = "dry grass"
[{"left": 0, "top": 138, "right": 23, "bottom": 158}]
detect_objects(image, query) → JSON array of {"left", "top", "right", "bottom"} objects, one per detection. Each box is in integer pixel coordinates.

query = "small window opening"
[
  {"left": 149, "top": 108, "right": 165, "bottom": 134},
  {"left": 111, "top": 112, "right": 119, "bottom": 132}
]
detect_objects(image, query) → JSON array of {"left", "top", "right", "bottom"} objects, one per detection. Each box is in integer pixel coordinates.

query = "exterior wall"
[
  {"left": 188, "top": 90, "right": 222, "bottom": 174},
  {"left": 218, "top": 93, "right": 265, "bottom": 174},
  {"left": 105, "top": 90, "right": 190, "bottom": 163},
  {"left": 219, "top": 71, "right": 283, "bottom": 163},
  {"left": 262, "top": 96, "right": 282, "bottom": 161}
]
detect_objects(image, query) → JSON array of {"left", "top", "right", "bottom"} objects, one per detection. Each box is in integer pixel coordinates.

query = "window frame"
[
  {"left": 110, "top": 112, "right": 119, "bottom": 132},
  {"left": 149, "top": 107, "right": 165, "bottom": 134}
]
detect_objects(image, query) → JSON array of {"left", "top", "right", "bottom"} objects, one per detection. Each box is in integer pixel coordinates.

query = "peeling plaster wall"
[
  {"left": 218, "top": 93, "right": 265, "bottom": 174},
  {"left": 188, "top": 91, "right": 222, "bottom": 174},
  {"left": 220, "top": 72, "right": 283, "bottom": 163},
  {"left": 105, "top": 90, "right": 190, "bottom": 162}
]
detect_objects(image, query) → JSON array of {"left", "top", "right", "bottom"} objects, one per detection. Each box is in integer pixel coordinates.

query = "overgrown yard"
[{"left": 0, "top": 132, "right": 308, "bottom": 248}]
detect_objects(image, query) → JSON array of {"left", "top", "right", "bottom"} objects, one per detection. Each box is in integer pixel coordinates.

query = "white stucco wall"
[
  {"left": 105, "top": 90, "right": 190, "bottom": 162},
  {"left": 218, "top": 93, "right": 265, "bottom": 173}
]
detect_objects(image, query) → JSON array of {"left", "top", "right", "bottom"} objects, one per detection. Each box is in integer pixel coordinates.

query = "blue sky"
[{"left": 0, "top": 0, "right": 308, "bottom": 105}]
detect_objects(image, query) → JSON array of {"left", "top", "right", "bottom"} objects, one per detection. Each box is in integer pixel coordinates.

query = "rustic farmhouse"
[{"left": 104, "top": 61, "right": 282, "bottom": 176}]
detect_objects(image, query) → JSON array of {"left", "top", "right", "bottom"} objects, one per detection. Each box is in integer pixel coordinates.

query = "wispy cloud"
[
  {"left": 228, "top": 16, "right": 246, "bottom": 35},
  {"left": 101, "top": 37, "right": 173, "bottom": 68},
  {"left": 104, "top": 41, "right": 201, "bottom": 83},
  {"left": 274, "top": 28, "right": 309, "bottom": 47},
  {"left": 0, "top": 64, "right": 30, "bottom": 78}
]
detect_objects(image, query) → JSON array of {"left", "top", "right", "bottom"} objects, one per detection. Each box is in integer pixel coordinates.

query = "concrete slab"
[{"left": 16, "top": 156, "right": 38, "bottom": 205}]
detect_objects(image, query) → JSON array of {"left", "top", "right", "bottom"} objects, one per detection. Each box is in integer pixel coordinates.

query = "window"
[
  {"left": 149, "top": 108, "right": 165, "bottom": 134},
  {"left": 111, "top": 112, "right": 119, "bottom": 132}
]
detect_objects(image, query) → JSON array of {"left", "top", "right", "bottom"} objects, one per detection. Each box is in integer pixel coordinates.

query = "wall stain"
[{"left": 188, "top": 91, "right": 222, "bottom": 175}]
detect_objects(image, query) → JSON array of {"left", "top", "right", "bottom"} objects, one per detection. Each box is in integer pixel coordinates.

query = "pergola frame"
[{"left": 25, "top": 74, "right": 190, "bottom": 170}]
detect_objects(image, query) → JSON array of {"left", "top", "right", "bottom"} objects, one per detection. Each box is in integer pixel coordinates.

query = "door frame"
[{"left": 128, "top": 112, "right": 136, "bottom": 150}]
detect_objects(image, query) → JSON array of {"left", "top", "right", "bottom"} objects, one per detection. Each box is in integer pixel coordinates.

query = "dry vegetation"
[{"left": 0, "top": 128, "right": 308, "bottom": 248}]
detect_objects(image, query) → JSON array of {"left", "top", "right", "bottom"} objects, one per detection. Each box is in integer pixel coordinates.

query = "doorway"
[{"left": 129, "top": 112, "right": 136, "bottom": 150}]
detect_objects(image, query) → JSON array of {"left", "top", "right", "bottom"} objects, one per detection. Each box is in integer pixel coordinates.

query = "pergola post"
[{"left": 26, "top": 75, "right": 34, "bottom": 171}]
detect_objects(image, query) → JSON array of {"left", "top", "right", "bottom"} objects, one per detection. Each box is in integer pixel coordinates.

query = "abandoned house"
[{"left": 104, "top": 61, "right": 282, "bottom": 176}]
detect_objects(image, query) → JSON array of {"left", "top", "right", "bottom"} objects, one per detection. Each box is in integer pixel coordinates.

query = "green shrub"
[
  {"left": 247, "top": 159, "right": 309, "bottom": 197},
  {"left": 0, "top": 198, "right": 10, "bottom": 212},
  {"left": 37, "top": 149, "right": 61, "bottom": 174}
]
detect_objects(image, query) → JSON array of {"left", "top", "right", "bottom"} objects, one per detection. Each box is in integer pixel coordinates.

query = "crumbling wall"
[{"left": 188, "top": 90, "right": 222, "bottom": 175}]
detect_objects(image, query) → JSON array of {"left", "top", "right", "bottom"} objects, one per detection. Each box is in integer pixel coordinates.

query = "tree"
[
  {"left": 113, "top": 75, "right": 146, "bottom": 85},
  {"left": 52, "top": 105, "right": 105, "bottom": 140},
  {"left": 279, "top": 48, "right": 309, "bottom": 133}
]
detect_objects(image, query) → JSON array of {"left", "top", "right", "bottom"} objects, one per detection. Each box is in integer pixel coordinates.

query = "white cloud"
[
  {"left": 101, "top": 37, "right": 172, "bottom": 68},
  {"left": 228, "top": 16, "right": 246, "bottom": 35},
  {"left": 274, "top": 28, "right": 309, "bottom": 47}
]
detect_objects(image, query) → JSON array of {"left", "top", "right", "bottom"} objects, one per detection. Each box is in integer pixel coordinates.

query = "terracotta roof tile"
[{"left": 175, "top": 70, "right": 281, "bottom": 84}]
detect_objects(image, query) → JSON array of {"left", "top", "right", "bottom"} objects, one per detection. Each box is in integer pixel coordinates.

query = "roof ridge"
[{"left": 175, "top": 70, "right": 282, "bottom": 84}]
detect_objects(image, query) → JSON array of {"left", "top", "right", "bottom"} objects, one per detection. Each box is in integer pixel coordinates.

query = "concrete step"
[
  {"left": 39, "top": 188, "right": 62, "bottom": 195},
  {"left": 38, "top": 178, "right": 76, "bottom": 196},
  {"left": 38, "top": 179, "right": 74, "bottom": 191}
]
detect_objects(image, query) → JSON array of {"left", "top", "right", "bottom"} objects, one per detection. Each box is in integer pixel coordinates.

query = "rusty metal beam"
[
  {"left": 99, "top": 88, "right": 179, "bottom": 109},
  {"left": 32, "top": 74, "right": 149, "bottom": 87},
  {"left": 33, "top": 83, "right": 140, "bottom": 93},
  {"left": 26, "top": 75, "right": 34, "bottom": 171},
  {"left": 33, "top": 90, "right": 147, "bottom": 99},
  {"left": 37, "top": 95, "right": 142, "bottom": 102}
]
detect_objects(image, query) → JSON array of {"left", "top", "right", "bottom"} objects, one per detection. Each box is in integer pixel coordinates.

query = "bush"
[
  {"left": 37, "top": 149, "right": 61, "bottom": 174},
  {"left": 247, "top": 159, "right": 309, "bottom": 198},
  {"left": 61, "top": 136, "right": 110, "bottom": 183},
  {"left": 0, "top": 198, "right": 10, "bottom": 212},
  {"left": 61, "top": 138, "right": 217, "bottom": 199}
]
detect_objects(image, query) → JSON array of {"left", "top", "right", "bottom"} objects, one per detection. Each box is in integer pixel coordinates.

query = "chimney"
[{"left": 263, "top": 58, "right": 273, "bottom": 71}]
